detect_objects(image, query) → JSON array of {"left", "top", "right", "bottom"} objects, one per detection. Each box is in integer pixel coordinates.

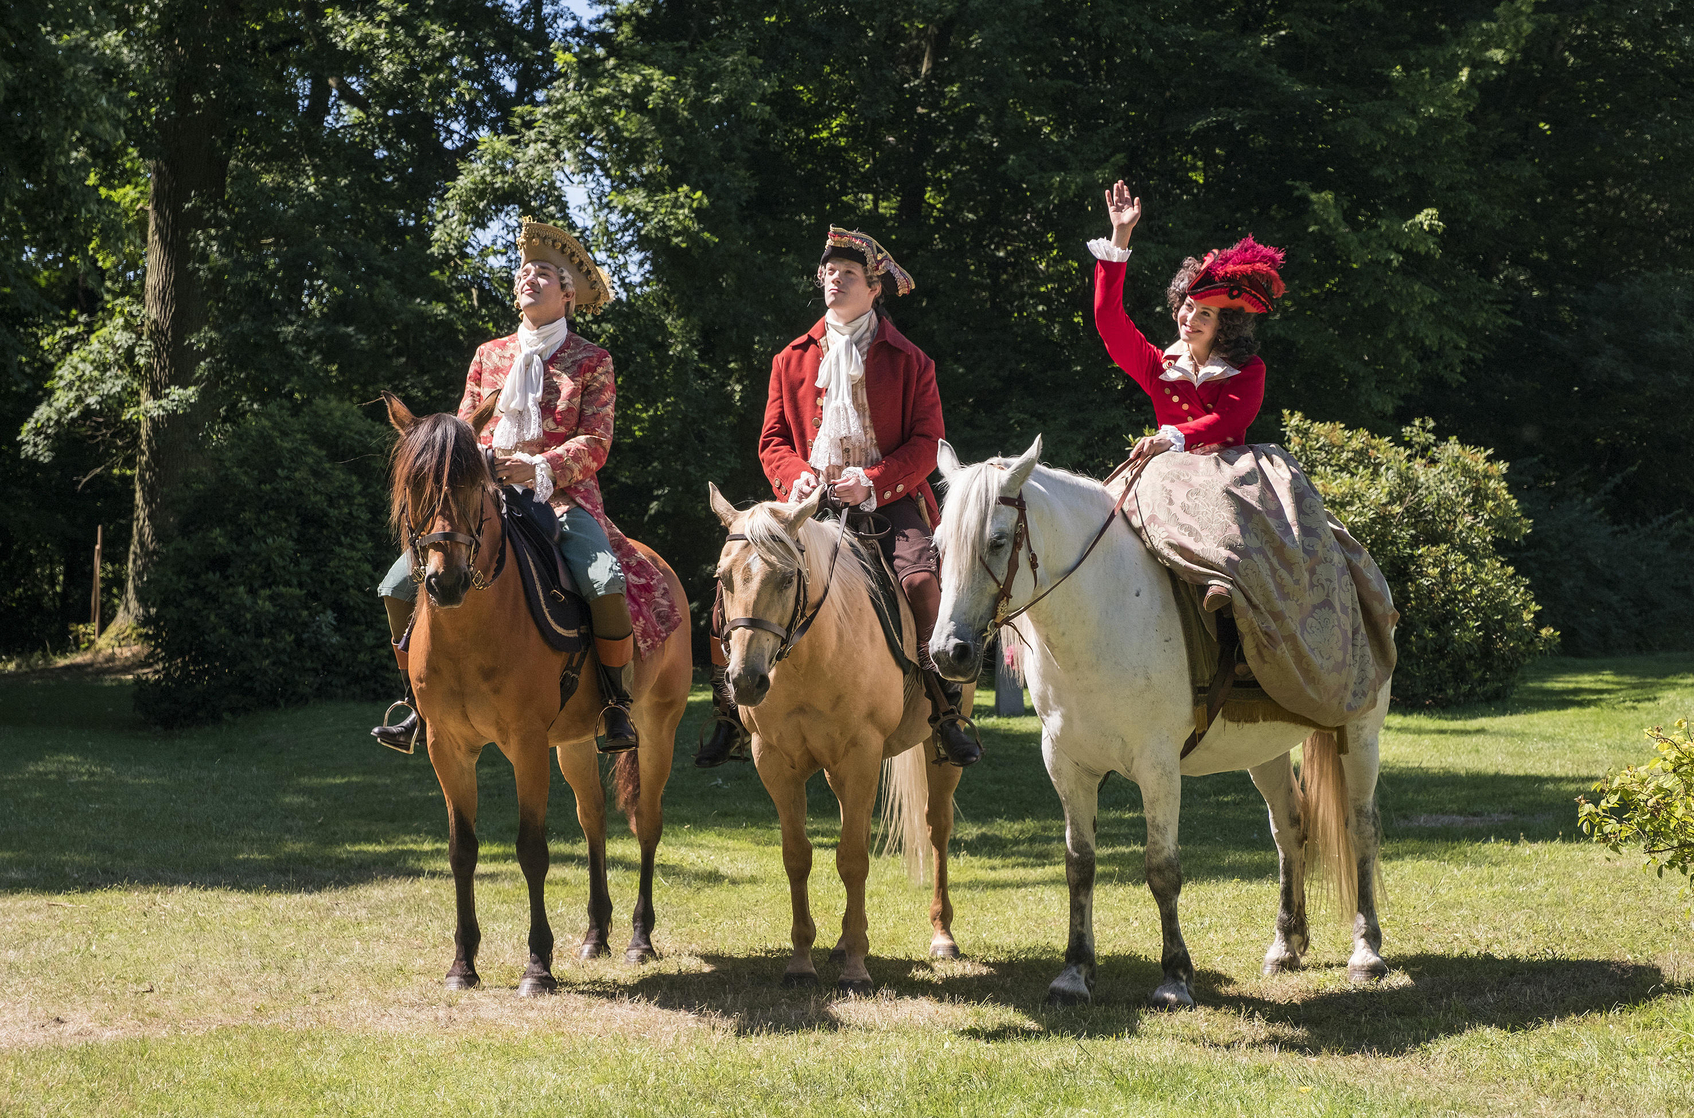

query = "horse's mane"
[
  {"left": 936, "top": 457, "right": 1105, "bottom": 571},
  {"left": 390, "top": 413, "right": 495, "bottom": 543},
  {"left": 741, "top": 503, "right": 876, "bottom": 635}
]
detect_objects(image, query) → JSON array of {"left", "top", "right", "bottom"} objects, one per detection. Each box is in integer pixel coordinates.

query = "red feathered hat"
[{"left": 1187, "top": 235, "right": 1286, "bottom": 314}]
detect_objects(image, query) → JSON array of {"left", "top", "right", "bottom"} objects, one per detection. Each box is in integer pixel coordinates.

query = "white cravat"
[
  {"left": 808, "top": 310, "right": 877, "bottom": 473},
  {"left": 491, "top": 317, "right": 571, "bottom": 452}
]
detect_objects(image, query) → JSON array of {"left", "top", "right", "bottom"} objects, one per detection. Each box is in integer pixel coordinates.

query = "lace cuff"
[
  {"left": 839, "top": 467, "right": 878, "bottom": 512},
  {"left": 1087, "top": 238, "right": 1133, "bottom": 263},
  {"left": 511, "top": 452, "right": 554, "bottom": 503},
  {"left": 1157, "top": 425, "right": 1187, "bottom": 454}
]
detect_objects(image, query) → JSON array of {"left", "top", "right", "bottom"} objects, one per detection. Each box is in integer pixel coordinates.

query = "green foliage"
[
  {"left": 1579, "top": 722, "right": 1694, "bottom": 906},
  {"left": 1284, "top": 412, "right": 1556, "bottom": 705},
  {"left": 133, "top": 401, "right": 395, "bottom": 726}
]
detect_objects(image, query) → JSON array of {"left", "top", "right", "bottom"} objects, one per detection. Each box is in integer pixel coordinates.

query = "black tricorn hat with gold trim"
[{"left": 517, "top": 217, "right": 616, "bottom": 315}]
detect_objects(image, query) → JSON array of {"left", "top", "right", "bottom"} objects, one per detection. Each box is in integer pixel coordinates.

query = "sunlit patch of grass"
[{"left": 0, "top": 657, "right": 1692, "bottom": 1114}]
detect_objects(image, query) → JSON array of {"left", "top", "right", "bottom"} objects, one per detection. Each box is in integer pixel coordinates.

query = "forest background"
[{"left": 4, "top": 0, "right": 1691, "bottom": 716}]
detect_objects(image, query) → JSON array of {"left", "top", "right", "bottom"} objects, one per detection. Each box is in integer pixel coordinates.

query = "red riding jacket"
[
  {"left": 1094, "top": 259, "right": 1265, "bottom": 449},
  {"left": 759, "top": 315, "right": 944, "bottom": 524}
]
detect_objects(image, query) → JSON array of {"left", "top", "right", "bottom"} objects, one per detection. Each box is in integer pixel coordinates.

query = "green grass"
[{"left": 2, "top": 655, "right": 1692, "bottom": 1115}]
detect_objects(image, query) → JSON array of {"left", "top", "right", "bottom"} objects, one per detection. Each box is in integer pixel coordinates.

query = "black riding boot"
[
  {"left": 597, "top": 661, "right": 640, "bottom": 754},
  {"left": 925, "top": 670, "right": 983, "bottom": 767},
  {"left": 372, "top": 596, "right": 424, "bottom": 753},
  {"left": 695, "top": 665, "right": 751, "bottom": 768}
]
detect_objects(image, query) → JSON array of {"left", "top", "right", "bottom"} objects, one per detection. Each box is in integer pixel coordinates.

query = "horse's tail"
[
  {"left": 877, "top": 746, "right": 931, "bottom": 885},
  {"left": 614, "top": 750, "right": 641, "bottom": 829},
  {"left": 1300, "top": 730, "right": 1358, "bottom": 922}
]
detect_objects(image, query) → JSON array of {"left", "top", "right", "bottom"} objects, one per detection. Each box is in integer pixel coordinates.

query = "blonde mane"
[
  {"left": 739, "top": 503, "right": 876, "bottom": 636},
  {"left": 936, "top": 457, "right": 1107, "bottom": 573}
]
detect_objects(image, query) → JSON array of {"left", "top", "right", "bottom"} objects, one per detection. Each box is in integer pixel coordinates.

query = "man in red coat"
[{"left": 696, "top": 227, "right": 981, "bottom": 768}]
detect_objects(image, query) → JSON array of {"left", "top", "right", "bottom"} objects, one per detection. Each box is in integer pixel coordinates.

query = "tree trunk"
[{"left": 112, "top": 70, "right": 227, "bottom": 632}]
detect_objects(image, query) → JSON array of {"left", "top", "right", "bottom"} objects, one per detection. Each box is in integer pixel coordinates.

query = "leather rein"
[
  {"left": 719, "top": 504, "right": 854, "bottom": 663},
  {"left": 977, "top": 455, "right": 1148, "bottom": 643}
]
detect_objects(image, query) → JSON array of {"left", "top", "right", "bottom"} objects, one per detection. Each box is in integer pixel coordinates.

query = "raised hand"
[{"left": 1103, "top": 180, "right": 1142, "bottom": 249}]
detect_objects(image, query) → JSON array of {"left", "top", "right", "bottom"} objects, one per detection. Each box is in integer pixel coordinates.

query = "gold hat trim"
[{"left": 517, "top": 217, "right": 617, "bottom": 315}]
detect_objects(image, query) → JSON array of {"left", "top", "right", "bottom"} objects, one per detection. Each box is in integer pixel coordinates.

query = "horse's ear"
[
  {"left": 1001, "top": 434, "right": 1043, "bottom": 494},
  {"left": 936, "top": 438, "right": 961, "bottom": 480},
  {"left": 382, "top": 391, "right": 416, "bottom": 434},
  {"left": 782, "top": 486, "right": 824, "bottom": 532},
  {"left": 708, "top": 482, "right": 739, "bottom": 529},
  {"left": 468, "top": 395, "right": 501, "bottom": 440}
]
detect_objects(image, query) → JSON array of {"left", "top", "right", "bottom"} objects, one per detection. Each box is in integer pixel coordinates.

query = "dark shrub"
[
  {"left": 1283, "top": 412, "right": 1557, "bottom": 706},
  {"left": 135, "top": 401, "right": 395, "bottom": 726}
]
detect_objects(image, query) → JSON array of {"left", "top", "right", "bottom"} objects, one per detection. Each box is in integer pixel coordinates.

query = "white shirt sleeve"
[
  {"left": 1087, "top": 238, "right": 1133, "bottom": 263},
  {"left": 1157, "top": 424, "right": 1187, "bottom": 453},
  {"left": 839, "top": 466, "right": 878, "bottom": 512}
]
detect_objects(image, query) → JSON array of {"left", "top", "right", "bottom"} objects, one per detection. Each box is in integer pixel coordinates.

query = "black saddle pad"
[
  {"left": 839, "top": 513, "right": 918, "bottom": 678},
  {"left": 502, "top": 486, "right": 590, "bottom": 654}
]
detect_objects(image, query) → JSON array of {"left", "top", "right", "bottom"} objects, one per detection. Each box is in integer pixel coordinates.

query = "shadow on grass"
[{"left": 559, "top": 945, "right": 1680, "bottom": 1052}]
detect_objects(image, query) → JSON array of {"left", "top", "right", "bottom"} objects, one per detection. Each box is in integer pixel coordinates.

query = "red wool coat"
[
  {"left": 759, "top": 316, "right": 944, "bottom": 524},
  {"left": 1094, "top": 259, "right": 1266, "bottom": 449}
]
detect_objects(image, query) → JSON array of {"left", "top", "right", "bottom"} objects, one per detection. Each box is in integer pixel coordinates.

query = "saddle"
[
  {"left": 1166, "top": 572, "right": 1332, "bottom": 757},
  {"left": 840, "top": 509, "right": 920, "bottom": 679},
  {"left": 500, "top": 484, "right": 592, "bottom": 706}
]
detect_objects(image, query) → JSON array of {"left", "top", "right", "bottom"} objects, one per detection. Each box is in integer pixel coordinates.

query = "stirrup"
[
  {"left": 374, "top": 700, "right": 422, "bottom": 755},
  {"left": 930, "top": 710, "right": 982, "bottom": 766},
  {"left": 697, "top": 715, "right": 753, "bottom": 763}
]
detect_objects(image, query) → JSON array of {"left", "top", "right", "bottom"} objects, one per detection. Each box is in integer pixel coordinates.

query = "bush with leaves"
[
  {"left": 1283, "top": 412, "right": 1557, "bottom": 706},
  {"left": 134, "top": 401, "right": 395, "bottom": 726},
  {"left": 1579, "top": 722, "right": 1694, "bottom": 910}
]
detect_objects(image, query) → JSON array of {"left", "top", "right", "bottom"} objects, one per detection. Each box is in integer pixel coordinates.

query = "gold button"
[
  {"left": 896, "top": 484, "right": 904, "bottom": 493},
  {"left": 817, "top": 396, "right": 825, "bottom": 405},
  {"left": 1180, "top": 402, "right": 1189, "bottom": 410},
  {"left": 882, "top": 490, "right": 891, "bottom": 499},
  {"left": 811, "top": 416, "right": 820, "bottom": 427}
]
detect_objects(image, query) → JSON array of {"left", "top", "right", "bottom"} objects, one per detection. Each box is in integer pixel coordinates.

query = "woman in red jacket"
[
  {"left": 1091, "top": 182, "right": 1288, "bottom": 612},
  {"left": 1091, "top": 181, "right": 1285, "bottom": 463}
]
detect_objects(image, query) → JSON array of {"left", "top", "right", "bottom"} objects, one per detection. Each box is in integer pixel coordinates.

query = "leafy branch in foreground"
[{"left": 1578, "top": 722, "right": 1694, "bottom": 908}]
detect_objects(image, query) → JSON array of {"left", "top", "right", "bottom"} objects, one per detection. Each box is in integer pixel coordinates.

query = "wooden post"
[
  {"left": 993, "top": 636, "right": 1025, "bottom": 716},
  {"left": 90, "top": 525, "right": 103, "bottom": 637}
]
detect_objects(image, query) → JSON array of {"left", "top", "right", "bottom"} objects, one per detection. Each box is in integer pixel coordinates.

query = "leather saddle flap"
[
  {"left": 843, "top": 518, "right": 919, "bottom": 678},
  {"left": 503, "top": 487, "right": 589, "bottom": 654}
]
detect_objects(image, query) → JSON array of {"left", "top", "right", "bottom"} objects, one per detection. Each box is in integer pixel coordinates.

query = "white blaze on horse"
[
  {"left": 708, "top": 483, "right": 968, "bottom": 993},
  {"left": 928, "top": 436, "right": 1390, "bottom": 1008}
]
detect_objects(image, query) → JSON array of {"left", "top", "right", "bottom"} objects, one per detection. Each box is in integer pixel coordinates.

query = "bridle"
[
  {"left": 974, "top": 456, "right": 1147, "bottom": 644},
  {"left": 719, "top": 506, "right": 853, "bottom": 664},
  {"left": 404, "top": 485, "right": 503, "bottom": 593}
]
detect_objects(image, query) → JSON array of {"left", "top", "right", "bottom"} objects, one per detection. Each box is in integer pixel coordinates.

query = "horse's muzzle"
[
  {"left": 425, "top": 568, "right": 472, "bottom": 608},
  {"left": 728, "top": 663, "right": 770, "bottom": 708},
  {"left": 930, "top": 626, "right": 982, "bottom": 683}
]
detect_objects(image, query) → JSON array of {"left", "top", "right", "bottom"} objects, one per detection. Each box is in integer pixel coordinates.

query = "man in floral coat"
[
  {"left": 696, "top": 226, "right": 980, "bottom": 768},
  {"left": 372, "top": 218, "right": 682, "bottom": 753}
]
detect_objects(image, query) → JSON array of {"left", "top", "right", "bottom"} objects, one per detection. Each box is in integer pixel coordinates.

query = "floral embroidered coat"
[{"left": 456, "top": 331, "right": 682, "bottom": 657}]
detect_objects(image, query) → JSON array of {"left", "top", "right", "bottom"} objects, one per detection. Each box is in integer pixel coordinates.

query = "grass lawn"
[{"left": 1, "top": 654, "right": 1691, "bottom": 1116}]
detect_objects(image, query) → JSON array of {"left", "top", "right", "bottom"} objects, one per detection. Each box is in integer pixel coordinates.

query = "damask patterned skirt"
[{"left": 1121, "top": 445, "right": 1399, "bottom": 727}]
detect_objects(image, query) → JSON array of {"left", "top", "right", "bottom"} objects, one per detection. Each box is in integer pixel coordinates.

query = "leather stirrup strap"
[{"left": 1181, "top": 620, "right": 1239, "bottom": 759}]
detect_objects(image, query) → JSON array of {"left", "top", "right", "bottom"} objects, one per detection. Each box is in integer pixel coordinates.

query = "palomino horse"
[
  {"left": 385, "top": 393, "right": 692, "bottom": 992},
  {"left": 708, "top": 483, "right": 969, "bottom": 993},
  {"left": 928, "top": 437, "right": 1390, "bottom": 1008}
]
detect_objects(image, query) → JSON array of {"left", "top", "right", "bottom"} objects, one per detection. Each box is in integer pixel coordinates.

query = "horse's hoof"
[
  {"left": 1045, "top": 973, "right": 1093, "bottom": 1006},
  {"left": 781, "top": 971, "right": 819, "bottom": 989},
  {"left": 444, "top": 972, "right": 480, "bottom": 991},
  {"left": 836, "top": 978, "right": 874, "bottom": 997},
  {"left": 1347, "top": 957, "right": 1388, "bottom": 984},
  {"left": 1262, "top": 955, "right": 1302, "bottom": 977},
  {"left": 577, "top": 941, "right": 611, "bottom": 961},
  {"left": 1147, "top": 981, "right": 1195, "bottom": 1010},
  {"left": 828, "top": 946, "right": 847, "bottom": 965},
  {"left": 624, "top": 946, "right": 657, "bottom": 965},
  {"left": 517, "top": 974, "right": 558, "bottom": 997},
  {"left": 929, "top": 941, "right": 962, "bottom": 960}
]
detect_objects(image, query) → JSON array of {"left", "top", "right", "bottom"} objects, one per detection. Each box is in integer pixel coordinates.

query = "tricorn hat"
[
  {"left": 1186, "top": 235, "right": 1286, "bottom": 314},
  {"left": 517, "top": 217, "right": 616, "bottom": 315},
  {"left": 819, "top": 226, "right": 915, "bottom": 296}
]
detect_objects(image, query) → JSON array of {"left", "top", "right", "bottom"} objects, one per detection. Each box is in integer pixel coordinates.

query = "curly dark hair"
[{"left": 1165, "top": 256, "right": 1259, "bottom": 365}]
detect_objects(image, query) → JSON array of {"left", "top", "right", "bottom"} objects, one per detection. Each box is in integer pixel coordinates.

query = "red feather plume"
[{"left": 1202, "top": 235, "right": 1286, "bottom": 298}]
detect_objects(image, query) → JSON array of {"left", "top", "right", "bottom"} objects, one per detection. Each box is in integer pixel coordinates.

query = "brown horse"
[
  {"left": 708, "top": 483, "right": 971, "bottom": 993},
  {"left": 385, "top": 392, "right": 692, "bottom": 993}
]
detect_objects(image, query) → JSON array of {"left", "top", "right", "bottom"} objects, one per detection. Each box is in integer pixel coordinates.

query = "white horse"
[{"left": 928, "top": 437, "right": 1390, "bottom": 1008}]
